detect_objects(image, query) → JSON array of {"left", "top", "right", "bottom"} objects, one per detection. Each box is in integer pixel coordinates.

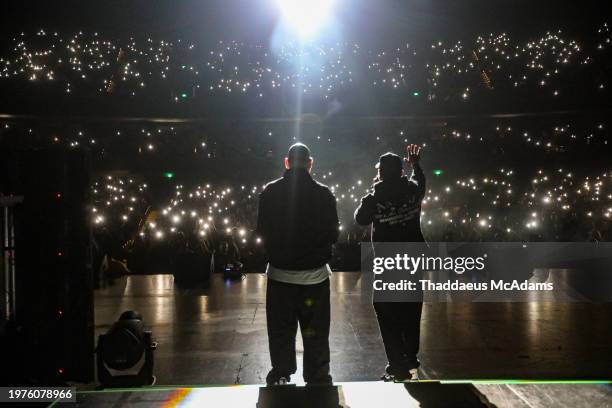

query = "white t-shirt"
[{"left": 266, "top": 263, "right": 331, "bottom": 285}]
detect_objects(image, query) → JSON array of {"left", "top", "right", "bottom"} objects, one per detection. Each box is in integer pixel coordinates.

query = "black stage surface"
[{"left": 94, "top": 273, "right": 612, "bottom": 384}]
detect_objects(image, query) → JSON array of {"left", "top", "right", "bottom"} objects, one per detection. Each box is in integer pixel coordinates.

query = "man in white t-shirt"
[{"left": 256, "top": 143, "right": 339, "bottom": 386}]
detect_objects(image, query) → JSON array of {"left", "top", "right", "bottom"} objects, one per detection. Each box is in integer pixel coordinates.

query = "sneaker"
[
  {"left": 266, "top": 375, "right": 290, "bottom": 386},
  {"left": 394, "top": 368, "right": 419, "bottom": 383},
  {"left": 266, "top": 369, "right": 291, "bottom": 386},
  {"left": 380, "top": 368, "right": 419, "bottom": 383},
  {"left": 271, "top": 376, "right": 289, "bottom": 385},
  {"left": 380, "top": 373, "right": 395, "bottom": 382}
]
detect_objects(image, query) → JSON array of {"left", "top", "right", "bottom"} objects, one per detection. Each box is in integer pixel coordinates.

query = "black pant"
[
  {"left": 266, "top": 278, "right": 331, "bottom": 384},
  {"left": 373, "top": 301, "right": 423, "bottom": 376}
]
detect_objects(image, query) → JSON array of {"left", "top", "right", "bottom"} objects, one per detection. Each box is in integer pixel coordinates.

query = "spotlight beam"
[{"left": 275, "top": 0, "right": 335, "bottom": 40}]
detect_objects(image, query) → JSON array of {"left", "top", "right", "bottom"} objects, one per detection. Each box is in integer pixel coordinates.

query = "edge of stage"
[{"left": 54, "top": 381, "right": 612, "bottom": 408}]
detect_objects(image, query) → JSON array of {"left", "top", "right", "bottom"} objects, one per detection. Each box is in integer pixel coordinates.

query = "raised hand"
[{"left": 406, "top": 144, "right": 422, "bottom": 165}]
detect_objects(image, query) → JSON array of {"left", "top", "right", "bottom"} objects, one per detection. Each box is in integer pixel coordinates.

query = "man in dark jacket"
[
  {"left": 257, "top": 143, "right": 339, "bottom": 386},
  {"left": 354, "top": 144, "right": 425, "bottom": 382}
]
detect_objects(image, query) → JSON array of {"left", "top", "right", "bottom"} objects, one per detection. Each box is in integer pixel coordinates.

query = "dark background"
[{"left": 0, "top": 0, "right": 602, "bottom": 48}]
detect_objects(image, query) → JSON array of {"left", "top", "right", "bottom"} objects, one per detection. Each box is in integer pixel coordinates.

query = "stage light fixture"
[
  {"left": 96, "top": 311, "right": 157, "bottom": 387},
  {"left": 276, "top": 0, "right": 335, "bottom": 39}
]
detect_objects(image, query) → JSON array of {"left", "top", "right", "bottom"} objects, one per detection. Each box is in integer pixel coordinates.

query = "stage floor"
[
  {"left": 57, "top": 382, "right": 612, "bottom": 408},
  {"left": 94, "top": 273, "right": 612, "bottom": 386}
]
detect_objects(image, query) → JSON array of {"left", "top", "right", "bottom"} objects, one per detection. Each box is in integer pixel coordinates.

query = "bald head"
[{"left": 285, "top": 143, "right": 313, "bottom": 171}]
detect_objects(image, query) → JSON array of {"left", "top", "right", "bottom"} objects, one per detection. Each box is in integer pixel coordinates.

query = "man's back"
[
  {"left": 354, "top": 144, "right": 425, "bottom": 382},
  {"left": 355, "top": 158, "right": 426, "bottom": 243},
  {"left": 257, "top": 168, "right": 339, "bottom": 270},
  {"left": 261, "top": 143, "right": 335, "bottom": 386}
]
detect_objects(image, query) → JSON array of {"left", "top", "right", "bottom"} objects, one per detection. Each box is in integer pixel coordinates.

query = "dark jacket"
[
  {"left": 355, "top": 164, "right": 426, "bottom": 242},
  {"left": 257, "top": 168, "right": 339, "bottom": 270}
]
